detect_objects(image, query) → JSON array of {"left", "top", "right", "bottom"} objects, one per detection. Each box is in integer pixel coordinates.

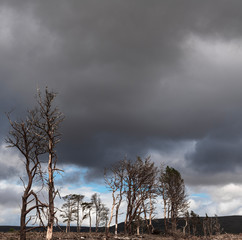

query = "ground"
[{"left": 1, "top": 232, "right": 242, "bottom": 240}]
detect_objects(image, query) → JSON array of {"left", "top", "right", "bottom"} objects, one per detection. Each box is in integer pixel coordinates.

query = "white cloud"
[
  {"left": 0, "top": 143, "right": 23, "bottom": 171},
  {"left": 189, "top": 183, "right": 242, "bottom": 216},
  {"left": 184, "top": 35, "right": 242, "bottom": 68}
]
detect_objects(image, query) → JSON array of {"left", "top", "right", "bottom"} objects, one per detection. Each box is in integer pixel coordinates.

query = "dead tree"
[
  {"left": 6, "top": 113, "right": 47, "bottom": 240},
  {"left": 183, "top": 211, "right": 190, "bottom": 236},
  {"left": 104, "top": 168, "right": 119, "bottom": 234},
  {"left": 203, "top": 214, "right": 222, "bottom": 237},
  {"left": 32, "top": 88, "right": 64, "bottom": 240},
  {"left": 91, "top": 193, "right": 103, "bottom": 232},
  {"left": 140, "top": 174, "right": 157, "bottom": 234},
  {"left": 100, "top": 204, "right": 109, "bottom": 233},
  {"left": 104, "top": 159, "right": 125, "bottom": 235},
  {"left": 82, "top": 202, "right": 93, "bottom": 233},
  {"left": 124, "top": 156, "right": 157, "bottom": 235},
  {"left": 60, "top": 195, "right": 76, "bottom": 233},
  {"left": 114, "top": 160, "right": 125, "bottom": 235},
  {"left": 158, "top": 164, "right": 168, "bottom": 233},
  {"left": 71, "top": 194, "right": 85, "bottom": 232}
]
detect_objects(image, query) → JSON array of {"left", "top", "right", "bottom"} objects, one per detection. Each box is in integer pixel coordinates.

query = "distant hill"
[
  {"left": 151, "top": 216, "right": 242, "bottom": 235},
  {"left": 214, "top": 216, "right": 242, "bottom": 234},
  {"left": 1, "top": 216, "right": 242, "bottom": 234},
  {"left": 108, "top": 216, "right": 242, "bottom": 235}
]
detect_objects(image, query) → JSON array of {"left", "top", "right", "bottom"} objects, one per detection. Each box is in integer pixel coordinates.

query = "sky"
[{"left": 1, "top": 0, "right": 242, "bottom": 226}]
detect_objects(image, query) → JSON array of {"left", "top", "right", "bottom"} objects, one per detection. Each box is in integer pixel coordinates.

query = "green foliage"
[
  {"left": 159, "top": 165, "right": 189, "bottom": 233},
  {"left": 8, "top": 228, "right": 15, "bottom": 232}
]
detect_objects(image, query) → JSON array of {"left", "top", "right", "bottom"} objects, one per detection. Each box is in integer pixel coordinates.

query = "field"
[
  {"left": 1, "top": 233, "right": 242, "bottom": 240},
  {"left": 1, "top": 216, "right": 242, "bottom": 240}
]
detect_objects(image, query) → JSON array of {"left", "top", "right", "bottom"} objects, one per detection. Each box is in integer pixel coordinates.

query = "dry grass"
[{"left": 1, "top": 232, "right": 242, "bottom": 240}]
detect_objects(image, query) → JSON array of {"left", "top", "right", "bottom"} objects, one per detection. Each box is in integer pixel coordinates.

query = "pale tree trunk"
[
  {"left": 124, "top": 196, "right": 131, "bottom": 235},
  {"left": 149, "top": 194, "right": 154, "bottom": 233},
  {"left": 183, "top": 219, "right": 188, "bottom": 235},
  {"left": 95, "top": 208, "right": 98, "bottom": 232},
  {"left": 115, "top": 222, "right": 118, "bottom": 236},
  {"left": 115, "top": 190, "right": 123, "bottom": 236},
  {"left": 163, "top": 198, "right": 167, "bottom": 233},
  {"left": 46, "top": 141, "right": 54, "bottom": 240},
  {"left": 161, "top": 180, "right": 167, "bottom": 233},
  {"left": 46, "top": 226, "right": 53, "bottom": 240},
  {"left": 115, "top": 203, "right": 120, "bottom": 235},
  {"left": 136, "top": 206, "right": 142, "bottom": 236},
  {"left": 136, "top": 225, "right": 140, "bottom": 235},
  {"left": 107, "top": 191, "right": 116, "bottom": 233},
  {"left": 89, "top": 210, "right": 92, "bottom": 233},
  {"left": 77, "top": 200, "right": 80, "bottom": 232}
]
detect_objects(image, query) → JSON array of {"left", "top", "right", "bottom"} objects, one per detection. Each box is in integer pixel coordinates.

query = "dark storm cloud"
[
  {"left": 186, "top": 116, "right": 242, "bottom": 173},
  {"left": 1, "top": 1, "right": 242, "bottom": 183}
]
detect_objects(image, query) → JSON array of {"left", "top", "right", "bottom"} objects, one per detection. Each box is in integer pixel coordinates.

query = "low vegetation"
[{"left": 1, "top": 232, "right": 242, "bottom": 240}]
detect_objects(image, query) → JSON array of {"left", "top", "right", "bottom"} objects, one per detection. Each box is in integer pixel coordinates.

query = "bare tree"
[
  {"left": 123, "top": 156, "right": 157, "bottom": 235},
  {"left": 104, "top": 168, "right": 119, "bottom": 234},
  {"left": 6, "top": 113, "right": 47, "bottom": 240},
  {"left": 60, "top": 195, "right": 76, "bottom": 233},
  {"left": 100, "top": 204, "right": 109, "bottom": 232},
  {"left": 147, "top": 191, "right": 157, "bottom": 233},
  {"left": 183, "top": 211, "right": 190, "bottom": 236},
  {"left": 158, "top": 164, "right": 168, "bottom": 233},
  {"left": 203, "top": 214, "right": 222, "bottom": 237},
  {"left": 104, "top": 159, "right": 125, "bottom": 235},
  {"left": 32, "top": 88, "right": 64, "bottom": 240},
  {"left": 82, "top": 202, "right": 93, "bottom": 233},
  {"left": 91, "top": 193, "right": 102, "bottom": 232},
  {"left": 71, "top": 194, "right": 85, "bottom": 232},
  {"left": 114, "top": 160, "right": 125, "bottom": 235}
]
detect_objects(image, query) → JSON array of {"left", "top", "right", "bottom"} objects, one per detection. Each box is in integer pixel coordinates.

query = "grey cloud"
[
  {"left": 184, "top": 113, "right": 242, "bottom": 175},
  {"left": 0, "top": 188, "right": 20, "bottom": 207},
  {"left": 0, "top": 165, "right": 18, "bottom": 180},
  {"left": 1, "top": 1, "right": 242, "bottom": 184}
]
